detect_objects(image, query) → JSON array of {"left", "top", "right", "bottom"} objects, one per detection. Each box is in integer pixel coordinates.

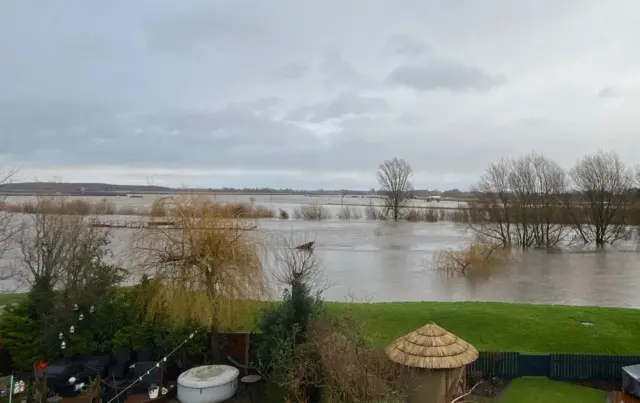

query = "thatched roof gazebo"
[{"left": 385, "top": 323, "right": 479, "bottom": 403}]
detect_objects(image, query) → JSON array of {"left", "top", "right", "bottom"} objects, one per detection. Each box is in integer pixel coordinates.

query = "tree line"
[{"left": 376, "top": 151, "right": 640, "bottom": 248}]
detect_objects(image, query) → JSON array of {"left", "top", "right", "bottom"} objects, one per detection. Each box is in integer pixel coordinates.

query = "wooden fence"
[{"left": 468, "top": 351, "right": 640, "bottom": 381}]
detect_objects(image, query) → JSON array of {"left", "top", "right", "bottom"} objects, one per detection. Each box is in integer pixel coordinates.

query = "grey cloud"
[
  {"left": 272, "top": 62, "right": 309, "bottom": 80},
  {"left": 287, "top": 92, "right": 389, "bottom": 122},
  {"left": 0, "top": 97, "right": 495, "bottom": 177},
  {"left": 0, "top": 100, "right": 124, "bottom": 137},
  {"left": 1, "top": 99, "right": 322, "bottom": 169},
  {"left": 396, "top": 115, "right": 426, "bottom": 126},
  {"left": 319, "top": 49, "right": 374, "bottom": 90},
  {"left": 385, "top": 61, "right": 506, "bottom": 92},
  {"left": 3, "top": 0, "right": 640, "bottom": 189},
  {"left": 145, "top": 3, "right": 270, "bottom": 53},
  {"left": 517, "top": 116, "right": 546, "bottom": 127},
  {"left": 383, "top": 34, "right": 432, "bottom": 57},
  {"left": 597, "top": 87, "right": 621, "bottom": 99}
]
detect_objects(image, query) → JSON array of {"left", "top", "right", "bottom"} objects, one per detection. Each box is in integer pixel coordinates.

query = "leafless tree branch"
[
  {"left": 569, "top": 150, "right": 633, "bottom": 247},
  {"left": 377, "top": 157, "right": 413, "bottom": 221}
]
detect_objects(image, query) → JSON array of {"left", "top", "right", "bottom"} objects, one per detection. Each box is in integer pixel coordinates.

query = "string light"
[
  {"left": 105, "top": 330, "right": 199, "bottom": 403},
  {"left": 60, "top": 303, "right": 96, "bottom": 350}
]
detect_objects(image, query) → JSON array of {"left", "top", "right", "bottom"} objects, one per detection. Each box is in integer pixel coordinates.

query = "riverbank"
[{"left": 2, "top": 296, "right": 638, "bottom": 353}]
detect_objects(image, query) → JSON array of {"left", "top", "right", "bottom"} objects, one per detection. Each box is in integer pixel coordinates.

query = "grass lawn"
[
  {"left": 497, "top": 377, "right": 606, "bottom": 403},
  {"left": 0, "top": 292, "right": 26, "bottom": 306},
  {"left": 326, "top": 301, "right": 640, "bottom": 354},
  {"left": 3, "top": 293, "right": 640, "bottom": 354}
]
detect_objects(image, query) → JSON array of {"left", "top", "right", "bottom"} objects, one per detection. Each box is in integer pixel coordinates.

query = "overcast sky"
[{"left": 1, "top": 1, "right": 639, "bottom": 190}]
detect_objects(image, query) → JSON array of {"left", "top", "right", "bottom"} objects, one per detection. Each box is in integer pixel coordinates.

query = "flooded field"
[
  {"left": 0, "top": 193, "right": 467, "bottom": 216},
  {"left": 1, "top": 195, "right": 640, "bottom": 308}
]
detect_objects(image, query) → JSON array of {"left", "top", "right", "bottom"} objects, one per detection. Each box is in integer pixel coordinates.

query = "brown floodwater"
[{"left": 1, "top": 195, "right": 639, "bottom": 308}]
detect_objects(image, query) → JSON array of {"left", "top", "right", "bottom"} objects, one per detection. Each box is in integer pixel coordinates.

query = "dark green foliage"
[
  {"left": 0, "top": 258, "right": 128, "bottom": 367},
  {"left": 254, "top": 274, "right": 323, "bottom": 374},
  {"left": 113, "top": 276, "right": 208, "bottom": 360},
  {"left": 0, "top": 299, "right": 45, "bottom": 371}
]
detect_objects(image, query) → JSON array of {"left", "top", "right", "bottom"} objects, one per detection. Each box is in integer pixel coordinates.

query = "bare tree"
[
  {"left": 508, "top": 152, "right": 568, "bottom": 249},
  {"left": 468, "top": 159, "right": 513, "bottom": 247},
  {"left": 569, "top": 151, "right": 633, "bottom": 247},
  {"left": 469, "top": 153, "right": 569, "bottom": 249},
  {"left": 377, "top": 157, "right": 413, "bottom": 221},
  {"left": 0, "top": 169, "right": 20, "bottom": 289},
  {"left": 17, "top": 196, "right": 112, "bottom": 290}
]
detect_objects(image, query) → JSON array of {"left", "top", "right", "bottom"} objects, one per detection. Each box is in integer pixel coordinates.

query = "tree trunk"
[{"left": 210, "top": 331, "right": 224, "bottom": 364}]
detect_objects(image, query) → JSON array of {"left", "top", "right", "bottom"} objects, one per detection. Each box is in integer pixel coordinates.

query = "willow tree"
[{"left": 134, "top": 195, "right": 271, "bottom": 361}]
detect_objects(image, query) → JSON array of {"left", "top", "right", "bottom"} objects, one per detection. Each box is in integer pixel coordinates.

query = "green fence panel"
[{"left": 466, "top": 351, "right": 640, "bottom": 381}]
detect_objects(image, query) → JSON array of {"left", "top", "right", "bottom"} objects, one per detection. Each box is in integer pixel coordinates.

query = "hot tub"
[{"left": 177, "top": 365, "right": 239, "bottom": 403}]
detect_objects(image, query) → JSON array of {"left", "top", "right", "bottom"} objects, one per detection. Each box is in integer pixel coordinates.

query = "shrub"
[
  {"left": 0, "top": 299, "right": 45, "bottom": 371},
  {"left": 279, "top": 209, "right": 289, "bottom": 220},
  {"left": 365, "top": 205, "right": 387, "bottom": 220},
  {"left": 117, "top": 206, "right": 137, "bottom": 215},
  {"left": 434, "top": 235, "right": 511, "bottom": 278},
  {"left": 309, "top": 317, "right": 410, "bottom": 402},
  {"left": 293, "top": 205, "right": 330, "bottom": 220},
  {"left": 405, "top": 208, "right": 439, "bottom": 222},
  {"left": 92, "top": 198, "right": 116, "bottom": 215},
  {"left": 148, "top": 198, "right": 168, "bottom": 217},
  {"left": 1, "top": 198, "right": 120, "bottom": 216},
  {"left": 337, "top": 206, "right": 362, "bottom": 220},
  {"left": 113, "top": 279, "right": 209, "bottom": 361},
  {"left": 157, "top": 198, "right": 274, "bottom": 219},
  {"left": 254, "top": 238, "right": 324, "bottom": 402}
]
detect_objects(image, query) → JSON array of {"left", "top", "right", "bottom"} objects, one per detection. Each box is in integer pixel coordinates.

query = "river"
[{"left": 1, "top": 194, "right": 639, "bottom": 308}]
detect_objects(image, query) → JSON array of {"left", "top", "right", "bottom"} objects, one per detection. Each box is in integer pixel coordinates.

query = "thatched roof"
[{"left": 385, "top": 323, "right": 478, "bottom": 369}]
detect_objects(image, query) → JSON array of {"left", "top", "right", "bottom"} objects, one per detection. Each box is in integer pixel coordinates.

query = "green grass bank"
[
  {"left": 326, "top": 301, "right": 640, "bottom": 354},
  {"left": 3, "top": 294, "right": 640, "bottom": 354},
  {"left": 0, "top": 292, "right": 25, "bottom": 306}
]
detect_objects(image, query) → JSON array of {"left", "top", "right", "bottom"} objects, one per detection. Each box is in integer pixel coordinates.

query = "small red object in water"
[
  {"left": 36, "top": 361, "right": 48, "bottom": 370},
  {"left": 295, "top": 241, "right": 315, "bottom": 250}
]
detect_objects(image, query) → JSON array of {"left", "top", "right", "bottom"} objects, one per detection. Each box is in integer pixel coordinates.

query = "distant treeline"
[
  {"left": 2, "top": 182, "right": 640, "bottom": 201},
  {"left": 0, "top": 181, "right": 475, "bottom": 198}
]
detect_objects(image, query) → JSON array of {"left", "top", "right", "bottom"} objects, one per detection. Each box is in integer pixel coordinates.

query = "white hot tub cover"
[{"left": 178, "top": 365, "right": 240, "bottom": 389}]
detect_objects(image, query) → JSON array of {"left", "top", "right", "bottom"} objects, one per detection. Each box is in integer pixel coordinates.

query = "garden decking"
[{"left": 612, "top": 390, "right": 640, "bottom": 403}]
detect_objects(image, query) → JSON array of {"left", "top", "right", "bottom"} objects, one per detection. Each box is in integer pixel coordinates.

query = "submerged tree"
[
  {"left": 470, "top": 153, "right": 569, "bottom": 249},
  {"left": 434, "top": 235, "right": 511, "bottom": 279},
  {"left": 507, "top": 152, "right": 568, "bottom": 248},
  {"left": 468, "top": 159, "right": 513, "bottom": 247},
  {"left": 377, "top": 157, "right": 413, "bottom": 221},
  {"left": 569, "top": 151, "right": 634, "bottom": 246},
  {"left": 134, "top": 194, "right": 270, "bottom": 361}
]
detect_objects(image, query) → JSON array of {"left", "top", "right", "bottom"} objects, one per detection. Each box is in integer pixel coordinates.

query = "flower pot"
[{"left": 148, "top": 385, "right": 160, "bottom": 400}]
